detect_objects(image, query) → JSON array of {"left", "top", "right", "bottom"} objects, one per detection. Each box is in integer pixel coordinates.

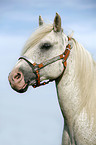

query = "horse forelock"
[{"left": 21, "top": 24, "right": 53, "bottom": 55}]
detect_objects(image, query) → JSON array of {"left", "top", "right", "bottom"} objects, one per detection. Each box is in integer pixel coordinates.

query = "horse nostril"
[{"left": 13, "top": 72, "right": 22, "bottom": 80}]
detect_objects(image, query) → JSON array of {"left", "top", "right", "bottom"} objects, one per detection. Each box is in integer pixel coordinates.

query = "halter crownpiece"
[{"left": 19, "top": 36, "right": 72, "bottom": 88}]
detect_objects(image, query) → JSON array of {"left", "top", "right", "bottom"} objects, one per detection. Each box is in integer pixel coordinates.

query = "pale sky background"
[{"left": 0, "top": 0, "right": 96, "bottom": 145}]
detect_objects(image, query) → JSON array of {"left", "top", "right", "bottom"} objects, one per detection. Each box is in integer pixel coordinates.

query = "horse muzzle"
[{"left": 8, "top": 68, "right": 28, "bottom": 93}]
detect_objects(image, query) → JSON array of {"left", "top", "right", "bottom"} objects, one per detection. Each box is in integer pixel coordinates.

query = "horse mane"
[
  {"left": 21, "top": 24, "right": 53, "bottom": 55},
  {"left": 73, "top": 38, "right": 96, "bottom": 126}
]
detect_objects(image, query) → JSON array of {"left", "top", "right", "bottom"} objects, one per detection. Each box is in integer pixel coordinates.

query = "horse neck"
[
  {"left": 55, "top": 38, "right": 96, "bottom": 126},
  {"left": 55, "top": 41, "right": 79, "bottom": 125}
]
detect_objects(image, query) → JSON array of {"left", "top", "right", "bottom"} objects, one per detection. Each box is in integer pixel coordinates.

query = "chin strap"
[{"left": 19, "top": 37, "right": 72, "bottom": 88}]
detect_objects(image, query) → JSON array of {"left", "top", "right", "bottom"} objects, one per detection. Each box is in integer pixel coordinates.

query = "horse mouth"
[
  {"left": 9, "top": 76, "right": 36, "bottom": 93},
  {"left": 16, "top": 83, "right": 29, "bottom": 93},
  {"left": 16, "top": 79, "right": 37, "bottom": 93},
  {"left": 9, "top": 81, "right": 29, "bottom": 93}
]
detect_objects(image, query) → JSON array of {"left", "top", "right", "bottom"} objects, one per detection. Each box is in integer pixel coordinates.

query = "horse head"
[{"left": 8, "top": 13, "right": 69, "bottom": 93}]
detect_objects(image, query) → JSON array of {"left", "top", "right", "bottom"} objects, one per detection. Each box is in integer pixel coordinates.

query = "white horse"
[{"left": 8, "top": 13, "right": 96, "bottom": 145}]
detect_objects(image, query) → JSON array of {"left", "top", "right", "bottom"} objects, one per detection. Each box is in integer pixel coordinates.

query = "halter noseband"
[{"left": 19, "top": 37, "right": 72, "bottom": 88}]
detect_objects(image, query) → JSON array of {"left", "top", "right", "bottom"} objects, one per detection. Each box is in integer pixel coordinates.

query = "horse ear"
[
  {"left": 39, "top": 15, "right": 44, "bottom": 26},
  {"left": 53, "top": 13, "right": 61, "bottom": 32}
]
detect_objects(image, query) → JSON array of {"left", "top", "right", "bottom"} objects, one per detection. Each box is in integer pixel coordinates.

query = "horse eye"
[{"left": 40, "top": 43, "right": 52, "bottom": 50}]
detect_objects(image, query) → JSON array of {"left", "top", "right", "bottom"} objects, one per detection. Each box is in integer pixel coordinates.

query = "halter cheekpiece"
[{"left": 19, "top": 37, "right": 72, "bottom": 88}]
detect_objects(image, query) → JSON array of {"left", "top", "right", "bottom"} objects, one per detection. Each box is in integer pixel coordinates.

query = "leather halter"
[{"left": 19, "top": 37, "right": 72, "bottom": 88}]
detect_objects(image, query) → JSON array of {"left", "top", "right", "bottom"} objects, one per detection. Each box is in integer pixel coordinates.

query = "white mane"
[{"left": 73, "top": 39, "right": 96, "bottom": 125}]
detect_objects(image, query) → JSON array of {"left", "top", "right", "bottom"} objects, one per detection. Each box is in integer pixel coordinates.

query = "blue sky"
[{"left": 0, "top": 0, "right": 96, "bottom": 145}]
